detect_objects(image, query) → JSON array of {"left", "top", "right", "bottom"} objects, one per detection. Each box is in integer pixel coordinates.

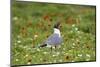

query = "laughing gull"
[{"left": 39, "top": 22, "right": 62, "bottom": 49}]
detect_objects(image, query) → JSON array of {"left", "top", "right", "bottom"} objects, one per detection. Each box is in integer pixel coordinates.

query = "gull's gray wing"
[{"left": 44, "top": 33, "right": 62, "bottom": 46}]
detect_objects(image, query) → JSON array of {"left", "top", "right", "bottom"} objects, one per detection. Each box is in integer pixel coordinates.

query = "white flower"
[
  {"left": 76, "top": 39, "right": 79, "bottom": 42},
  {"left": 34, "top": 35, "right": 38, "bottom": 38},
  {"left": 86, "top": 54, "right": 91, "bottom": 57},
  {"left": 33, "top": 34, "right": 38, "bottom": 40},
  {"left": 13, "top": 16, "right": 18, "bottom": 21},
  {"left": 72, "top": 24, "right": 75, "bottom": 27},
  {"left": 16, "top": 59, "right": 19, "bottom": 61},
  {"left": 78, "top": 54, "right": 82, "bottom": 57},
  {"left": 75, "top": 27, "right": 78, "bottom": 31},
  {"left": 43, "top": 52, "right": 48, "bottom": 54},
  {"left": 25, "top": 54, "right": 28, "bottom": 57},
  {"left": 86, "top": 58, "right": 90, "bottom": 61},
  {"left": 72, "top": 43, "right": 75, "bottom": 46},
  {"left": 65, "top": 53, "right": 69, "bottom": 55},
  {"left": 24, "top": 54, "right": 29, "bottom": 58},
  {"left": 52, "top": 47, "right": 56, "bottom": 49},
  {"left": 52, "top": 54, "right": 56, "bottom": 57},
  {"left": 17, "top": 40, "right": 21, "bottom": 43},
  {"left": 27, "top": 62, "right": 31, "bottom": 64},
  {"left": 37, "top": 48, "right": 40, "bottom": 52},
  {"left": 77, "top": 31, "right": 80, "bottom": 33},
  {"left": 71, "top": 60, "right": 75, "bottom": 62}
]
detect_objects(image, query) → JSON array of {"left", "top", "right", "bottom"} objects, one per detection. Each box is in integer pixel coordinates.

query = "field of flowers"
[{"left": 11, "top": 1, "right": 96, "bottom": 66}]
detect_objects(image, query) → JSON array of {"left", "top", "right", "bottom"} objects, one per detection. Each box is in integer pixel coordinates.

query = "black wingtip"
[{"left": 39, "top": 44, "right": 47, "bottom": 48}]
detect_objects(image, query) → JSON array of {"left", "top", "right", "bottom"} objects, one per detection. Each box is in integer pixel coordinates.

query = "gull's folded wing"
[{"left": 44, "top": 33, "right": 62, "bottom": 45}]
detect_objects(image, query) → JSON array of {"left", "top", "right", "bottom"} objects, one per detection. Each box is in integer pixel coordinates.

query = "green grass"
[{"left": 11, "top": 1, "right": 96, "bottom": 66}]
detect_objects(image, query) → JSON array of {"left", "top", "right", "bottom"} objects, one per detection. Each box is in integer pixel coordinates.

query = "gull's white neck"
[{"left": 54, "top": 28, "right": 61, "bottom": 37}]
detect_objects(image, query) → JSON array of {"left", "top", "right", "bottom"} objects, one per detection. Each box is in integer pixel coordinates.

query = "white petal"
[
  {"left": 52, "top": 55, "right": 56, "bottom": 57},
  {"left": 17, "top": 40, "right": 21, "bottom": 43},
  {"left": 72, "top": 24, "right": 75, "bottom": 27},
  {"left": 13, "top": 17, "right": 18, "bottom": 21},
  {"left": 37, "top": 48, "right": 40, "bottom": 52},
  {"left": 72, "top": 43, "right": 75, "bottom": 46},
  {"left": 75, "top": 27, "right": 78, "bottom": 31},
  {"left": 43, "top": 52, "right": 48, "bottom": 54},
  {"left": 16, "top": 59, "right": 19, "bottom": 61},
  {"left": 27, "top": 62, "right": 31, "bottom": 64},
  {"left": 86, "top": 54, "right": 91, "bottom": 57},
  {"left": 78, "top": 54, "right": 82, "bottom": 57},
  {"left": 25, "top": 54, "right": 28, "bottom": 57}
]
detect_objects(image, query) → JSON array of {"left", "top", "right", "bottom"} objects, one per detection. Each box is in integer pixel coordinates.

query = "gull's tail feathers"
[
  {"left": 33, "top": 43, "right": 47, "bottom": 48},
  {"left": 39, "top": 44, "right": 47, "bottom": 48}
]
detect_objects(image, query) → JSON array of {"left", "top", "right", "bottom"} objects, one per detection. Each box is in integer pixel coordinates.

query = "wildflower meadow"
[{"left": 11, "top": 1, "right": 96, "bottom": 66}]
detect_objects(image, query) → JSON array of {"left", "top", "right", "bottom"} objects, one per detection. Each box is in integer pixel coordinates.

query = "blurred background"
[{"left": 11, "top": 1, "right": 96, "bottom": 66}]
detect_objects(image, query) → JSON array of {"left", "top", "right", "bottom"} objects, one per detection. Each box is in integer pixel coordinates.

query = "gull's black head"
[{"left": 54, "top": 22, "right": 61, "bottom": 29}]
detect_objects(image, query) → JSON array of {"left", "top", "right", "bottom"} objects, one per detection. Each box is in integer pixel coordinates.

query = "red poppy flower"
[{"left": 43, "top": 15, "right": 50, "bottom": 20}]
